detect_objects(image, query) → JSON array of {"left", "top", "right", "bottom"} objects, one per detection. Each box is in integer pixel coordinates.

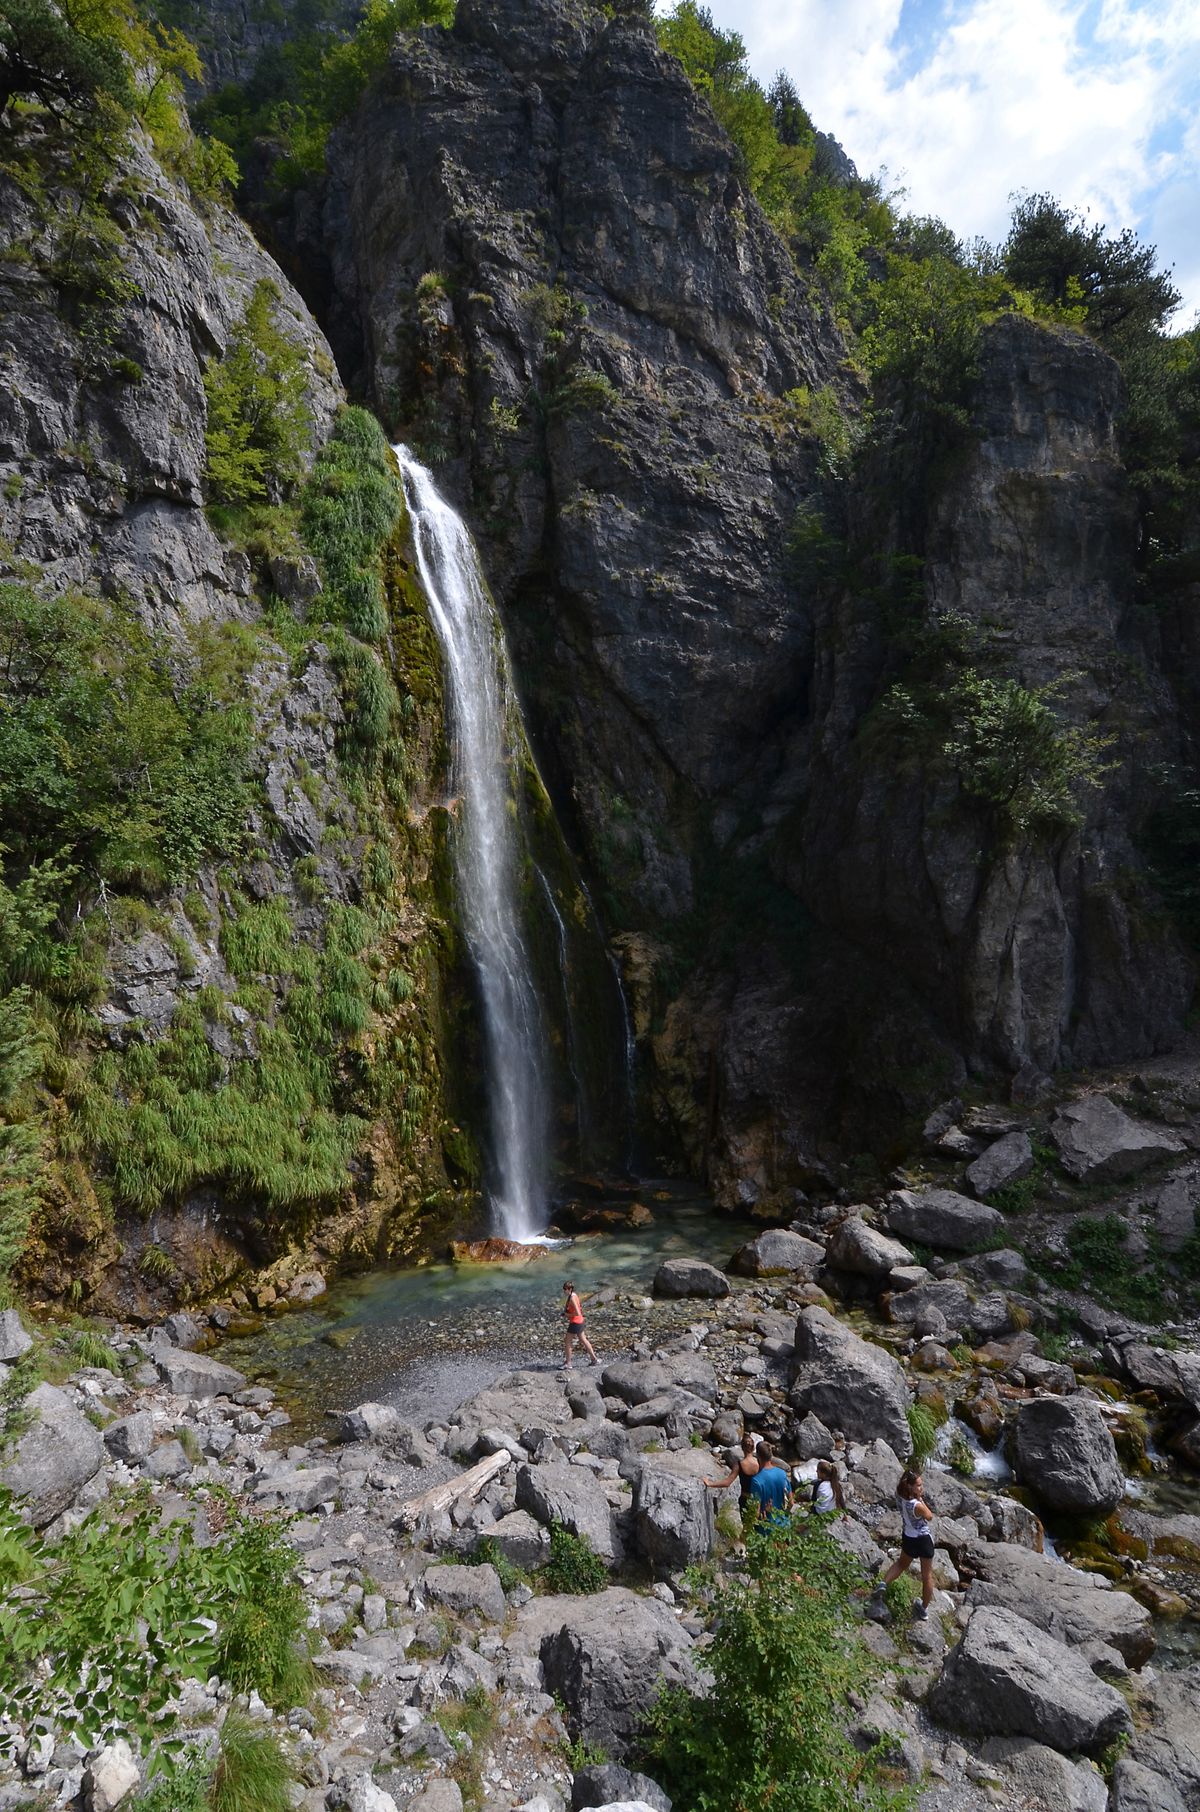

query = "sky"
[{"left": 698, "top": 0, "right": 1200, "bottom": 329}]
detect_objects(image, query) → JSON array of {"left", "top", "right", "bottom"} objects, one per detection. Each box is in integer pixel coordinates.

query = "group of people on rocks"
[
  {"left": 559, "top": 1280, "right": 935, "bottom": 1620},
  {"left": 702, "top": 1434, "right": 935, "bottom": 1620}
]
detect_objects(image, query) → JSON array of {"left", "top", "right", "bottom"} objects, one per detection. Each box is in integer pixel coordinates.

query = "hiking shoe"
[{"left": 910, "top": 1603, "right": 928, "bottom": 1622}]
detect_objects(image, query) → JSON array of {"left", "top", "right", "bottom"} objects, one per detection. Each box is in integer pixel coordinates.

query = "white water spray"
[{"left": 395, "top": 447, "right": 548, "bottom": 1242}]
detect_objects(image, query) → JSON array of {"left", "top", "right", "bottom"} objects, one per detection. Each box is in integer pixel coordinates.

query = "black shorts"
[{"left": 901, "top": 1533, "right": 935, "bottom": 1561}]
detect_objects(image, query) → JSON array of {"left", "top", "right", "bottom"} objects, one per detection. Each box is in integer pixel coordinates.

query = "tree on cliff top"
[{"left": 0, "top": 0, "right": 199, "bottom": 127}]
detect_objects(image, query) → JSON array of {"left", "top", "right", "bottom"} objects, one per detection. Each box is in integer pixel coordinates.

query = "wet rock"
[
  {"left": 824, "top": 1216, "right": 914, "bottom": 1280},
  {"left": 152, "top": 1345, "right": 246, "bottom": 1402},
  {"left": 887, "top": 1188, "right": 1005, "bottom": 1253},
  {"left": 928, "top": 1606, "right": 1130, "bottom": 1753},
  {"left": 1013, "top": 1397, "right": 1123, "bottom": 1516},
  {"left": 161, "top": 1312, "right": 205, "bottom": 1350},
  {"left": 1103, "top": 1337, "right": 1200, "bottom": 1414},
  {"left": 789, "top": 1306, "right": 912, "bottom": 1454},
  {"left": 962, "top": 1541, "right": 1153, "bottom": 1664},
  {"left": 965, "top": 1132, "right": 1034, "bottom": 1200},
  {"left": 287, "top": 1270, "right": 326, "bottom": 1304},
  {"left": 728, "top": 1229, "right": 823, "bottom": 1278},
  {"left": 1120, "top": 1664, "right": 1200, "bottom": 1803},
  {"left": 516, "top": 1462, "right": 620, "bottom": 1565},
  {"left": 539, "top": 1589, "right": 698, "bottom": 1758},
  {"left": 652, "top": 1260, "right": 730, "bottom": 1300},
  {"left": 0, "top": 1383, "right": 105, "bottom": 1528},
  {"left": 1049, "top": 1095, "right": 1185, "bottom": 1183},
  {"left": 958, "top": 1379, "right": 1004, "bottom": 1446}
]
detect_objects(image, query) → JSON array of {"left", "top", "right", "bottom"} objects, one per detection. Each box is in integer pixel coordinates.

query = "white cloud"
[{"left": 696, "top": 0, "right": 1200, "bottom": 323}]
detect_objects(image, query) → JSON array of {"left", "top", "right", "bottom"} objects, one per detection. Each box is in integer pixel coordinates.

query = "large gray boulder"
[
  {"left": 976, "top": 1738, "right": 1106, "bottom": 1812},
  {"left": 516, "top": 1461, "right": 621, "bottom": 1564},
  {"left": 1050, "top": 1095, "right": 1184, "bottom": 1183},
  {"left": 0, "top": 1383, "right": 105, "bottom": 1528},
  {"left": 887, "top": 1188, "right": 1005, "bottom": 1252},
  {"left": 152, "top": 1344, "right": 246, "bottom": 1402},
  {"left": 423, "top": 1562, "right": 506, "bottom": 1623},
  {"left": 103, "top": 1410, "right": 154, "bottom": 1465},
  {"left": 885, "top": 1279, "right": 970, "bottom": 1331},
  {"left": 962, "top": 1541, "right": 1153, "bottom": 1666},
  {"left": 928, "top": 1607, "right": 1131, "bottom": 1753},
  {"left": 824, "top": 1216, "right": 913, "bottom": 1280},
  {"left": 486, "top": 1510, "right": 550, "bottom": 1570},
  {"left": 601, "top": 1355, "right": 718, "bottom": 1407},
  {"left": 1110, "top": 1759, "right": 1188, "bottom": 1812},
  {"left": 1014, "top": 1397, "right": 1123, "bottom": 1516},
  {"left": 1104, "top": 1338, "right": 1200, "bottom": 1414},
  {"left": 652, "top": 1259, "right": 730, "bottom": 1299},
  {"left": 446, "top": 1370, "right": 577, "bottom": 1460},
  {"left": 789, "top": 1306, "right": 911, "bottom": 1454},
  {"left": 631, "top": 1462, "right": 713, "bottom": 1571},
  {"left": 250, "top": 1464, "right": 338, "bottom": 1514},
  {"left": 1120, "top": 1663, "right": 1200, "bottom": 1805},
  {"left": 0, "top": 1309, "right": 33, "bottom": 1362},
  {"left": 571, "top": 1763, "right": 671, "bottom": 1811},
  {"left": 966, "top": 1132, "right": 1034, "bottom": 1200},
  {"left": 538, "top": 1589, "right": 698, "bottom": 1758},
  {"left": 728, "top": 1229, "right": 823, "bottom": 1278}
]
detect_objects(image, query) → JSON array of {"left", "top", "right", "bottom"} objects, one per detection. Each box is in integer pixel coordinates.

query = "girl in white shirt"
[{"left": 876, "top": 1468, "right": 935, "bottom": 1621}]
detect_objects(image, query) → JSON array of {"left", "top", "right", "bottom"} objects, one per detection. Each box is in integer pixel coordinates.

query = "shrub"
[
  {"left": 883, "top": 1571, "right": 919, "bottom": 1623},
  {"left": 640, "top": 1517, "right": 906, "bottom": 1812},
  {"left": 544, "top": 1524, "right": 607, "bottom": 1595},
  {"left": 469, "top": 1534, "right": 528, "bottom": 1594},
  {"left": 905, "top": 1402, "right": 938, "bottom": 1464},
  {"left": 210, "top": 1713, "right": 293, "bottom": 1812},
  {"left": 1060, "top": 1214, "right": 1165, "bottom": 1322},
  {"left": 134, "top": 1750, "right": 212, "bottom": 1811},
  {"left": 203, "top": 281, "right": 311, "bottom": 505},
  {"left": 301, "top": 407, "right": 403, "bottom": 642}
]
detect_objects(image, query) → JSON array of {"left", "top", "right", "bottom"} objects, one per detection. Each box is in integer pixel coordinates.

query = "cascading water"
[{"left": 395, "top": 447, "right": 548, "bottom": 1242}]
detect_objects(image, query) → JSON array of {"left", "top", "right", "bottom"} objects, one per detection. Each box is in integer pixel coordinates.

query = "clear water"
[
  {"left": 218, "top": 1188, "right": 756, "bottom": 1432},
  {"left": 396, "top": 447, "right": 549, "bottom": 1242}
]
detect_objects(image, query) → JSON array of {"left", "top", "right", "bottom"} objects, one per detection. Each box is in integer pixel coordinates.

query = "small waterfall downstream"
[{"left": 395, "top": 447, "right": 548, "bottom": 1242}]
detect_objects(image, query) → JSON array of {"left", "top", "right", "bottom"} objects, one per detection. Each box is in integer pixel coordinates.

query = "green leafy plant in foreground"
[
  {"left": 0, "top": 1487, "right": 310, "bottom": 1766},
  {"left": 640, "top": 1518, "right": 909, "bottom": 1812}
]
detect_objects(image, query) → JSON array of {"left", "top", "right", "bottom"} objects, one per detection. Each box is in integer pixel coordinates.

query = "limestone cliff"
[{"left": 309, "top": 0, "right": 1192, "bottom": 1209}]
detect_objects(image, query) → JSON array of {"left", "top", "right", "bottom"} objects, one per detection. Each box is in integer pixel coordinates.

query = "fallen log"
[{"left": 390, "top": 1448, "right": 512, "bottom": 1530}]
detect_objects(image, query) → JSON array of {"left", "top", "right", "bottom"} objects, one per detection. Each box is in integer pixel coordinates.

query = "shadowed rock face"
[{"left": 313, "top": 0, "right": 1190, "bottom": 1200}]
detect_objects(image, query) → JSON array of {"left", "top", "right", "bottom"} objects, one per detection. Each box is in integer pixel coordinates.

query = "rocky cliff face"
[
  {"left": 310, "top": 0, "right": 1192, "bottom": 1209},
  {"left": 0, "top": 126, "right": 460, "bottom": 1311}
]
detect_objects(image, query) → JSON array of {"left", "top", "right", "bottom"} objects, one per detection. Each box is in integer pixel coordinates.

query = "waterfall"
[{"left": 395, "top": 447, "right": 548, "bottom": 1242}]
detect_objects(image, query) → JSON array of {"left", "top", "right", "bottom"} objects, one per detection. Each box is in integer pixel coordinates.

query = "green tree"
[
  {"left": 0, "top": 0, "right": 131, "bottom": 119},
  {"left": 203, "top": 279, "right": 312, "bottom": 503},
  {"left": 1001, "top": 193, "right": 1180, "bottom": 346}
]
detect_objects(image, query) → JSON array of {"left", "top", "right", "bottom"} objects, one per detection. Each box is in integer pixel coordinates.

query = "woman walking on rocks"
[
  {"left": 561, "top": 1281, "right": 598, "bottom": 1370},
  {"left": 704, "top": 1433, "right": 760, "bottom": 1510},
  {"left": 873, "top": 1468, "right": 935, "bottom": 1621}
]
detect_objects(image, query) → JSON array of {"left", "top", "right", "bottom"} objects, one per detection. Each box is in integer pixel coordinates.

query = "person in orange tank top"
[{"left": 562, "top": 1280, "right": 598, "bottom": 1370}]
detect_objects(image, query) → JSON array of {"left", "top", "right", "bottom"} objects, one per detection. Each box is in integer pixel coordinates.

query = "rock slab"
[
  {"left": 1050, "top": 1095, "right": 1184, "bottom": 1182},
  {"left": 789, "top": 1305, "right": 911, "bottom": 1454},
  {"left": 929, "top": 1606, "right": 1131, "bottom": 1754}
]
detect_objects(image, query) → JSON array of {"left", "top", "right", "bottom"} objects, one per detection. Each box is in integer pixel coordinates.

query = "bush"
[
  {"left": 301, "top": 407, "right": 403, "bottom": 642},
  {"left": 640, "top": 1517, "right": 906, "bottom": 1812},
  {"left": 544, "top": 1524, "right": 607, "bottom": 1595},
  {"left": 468, "top": 1534, "right": 528, "bottom": 1594},
  {"left": 0, "top": 1488, "right": 311, "bottom": 1765},
  {"left": 1059, "top": 1214, "right": 1165, "bottom": 1322},
  {"left": 211, "top": 1714, "right": 293, "bottom": 1812},
  {"left": 204, "top": 281, "right": 311, "bottom": 505}
]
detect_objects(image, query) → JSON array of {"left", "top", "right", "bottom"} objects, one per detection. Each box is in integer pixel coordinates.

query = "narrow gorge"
[{"left": 1, "top": 0, "right": 1200, "bottom": 1810}]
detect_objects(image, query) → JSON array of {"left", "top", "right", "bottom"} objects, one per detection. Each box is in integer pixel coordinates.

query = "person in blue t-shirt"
[{"left": 747, "top": 1442, "right": 793, "bottom": 1522}]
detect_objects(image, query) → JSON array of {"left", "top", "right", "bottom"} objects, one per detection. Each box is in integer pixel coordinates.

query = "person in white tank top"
[{"left": 874, "top": 1468, "right": 935, "bottom": 1621}]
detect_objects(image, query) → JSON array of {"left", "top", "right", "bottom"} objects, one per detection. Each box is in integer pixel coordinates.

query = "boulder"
[
  {"left": 885, "top": 1279, "right": 970, "bottom": 1331},
  {"left": 793, "top": 1412, "right": 834, "bottom": 1460},
  {"left": 966, "top": 1133, "right": 1034, "bottom": 1200},
  {"left": 447, "top": 1370, "right": 577, "bottom": 1459},
  {"left": 571, "top": 1763, "right": 671, "bottom": 1811},
  {"left": 142, "top": 1440, "right": 192, "bottom": 1480},
  {"left": 824, "top": 1216, "right": 914, "bottom": 1280},
  {"left": 152, "top": 1345, "right": 246, "bottom": 1401},
  {"left": 84, "top": 1738, "right": 139, "bottom": 1812},
  {"left": 103, "top": 1410, "right": 155, "bottom": 1464},
  {"left": 976, "top": 1738, "right": 1106, "bottom": 1812},
  {"left": 789, "top": 1306, "right": 911, "bottom": 1454},
  {"left": 631, "top": 1462, "right": 714, "bottom": 1571},
  {"left": 928, "top": 1607, "right": 1131, "bottom": 1753},
  {"left": 652, "top": 1259, "right": 730, "bottom": 1299},
  {"left": 487, "top": 1509, "right": 550, "bottom": 1569},
  {"left": 423, "top": 1561, "right": 506, "bottom": 1623},
  {"left": 1120, "top": 1663, "right": 1200, "bottom": 1804},
  {"left": 250, "top": 1464, "right": 338, "bottom": 1514},
  {"left": 1110, "top": 1758, "right": 1188, "bottom": 1812},
  {"left": 624, "top": 1389, "right": 713, "bottom": 1432},
  {"left": 728, "top": 1229, "right": 823, "bottom": 1278},
  {"left": 334, "top": 1402, "right": 399, "bottom": 1442},
  {"left": 1050, "top": 1095, "right": 1184, "bottom": 1183},
  {"left": 538, "top": 1589, "right": 698, "bottom": 1758},
  {"left": 516, "top": 1461, "right": 620, "bottom": 1564},
  {"left": 962, "top": 1541, "right": 1153, "bottom": 1665},
  {"left": 161, "top": 1311, "right": 205, "bottom": 1350},
  {"left": 887, "top": 1188, "right": 1005, "bottom": 1252},
  {"left": 601, "top": 1355, "right": 718, "bottom": 1407},
  {"left": 1014, "top": 1397, "right": 1123, "bottom": 1516},
  {"left": 1104, "top": 1338, "right": 1200, "bottom": 1414},
  {"left": 0, "top": 1309, "right": 33, "bottom": 1362},
  {"left": 0, "top": 1382, "right": 106, "bottom": 1528}
]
